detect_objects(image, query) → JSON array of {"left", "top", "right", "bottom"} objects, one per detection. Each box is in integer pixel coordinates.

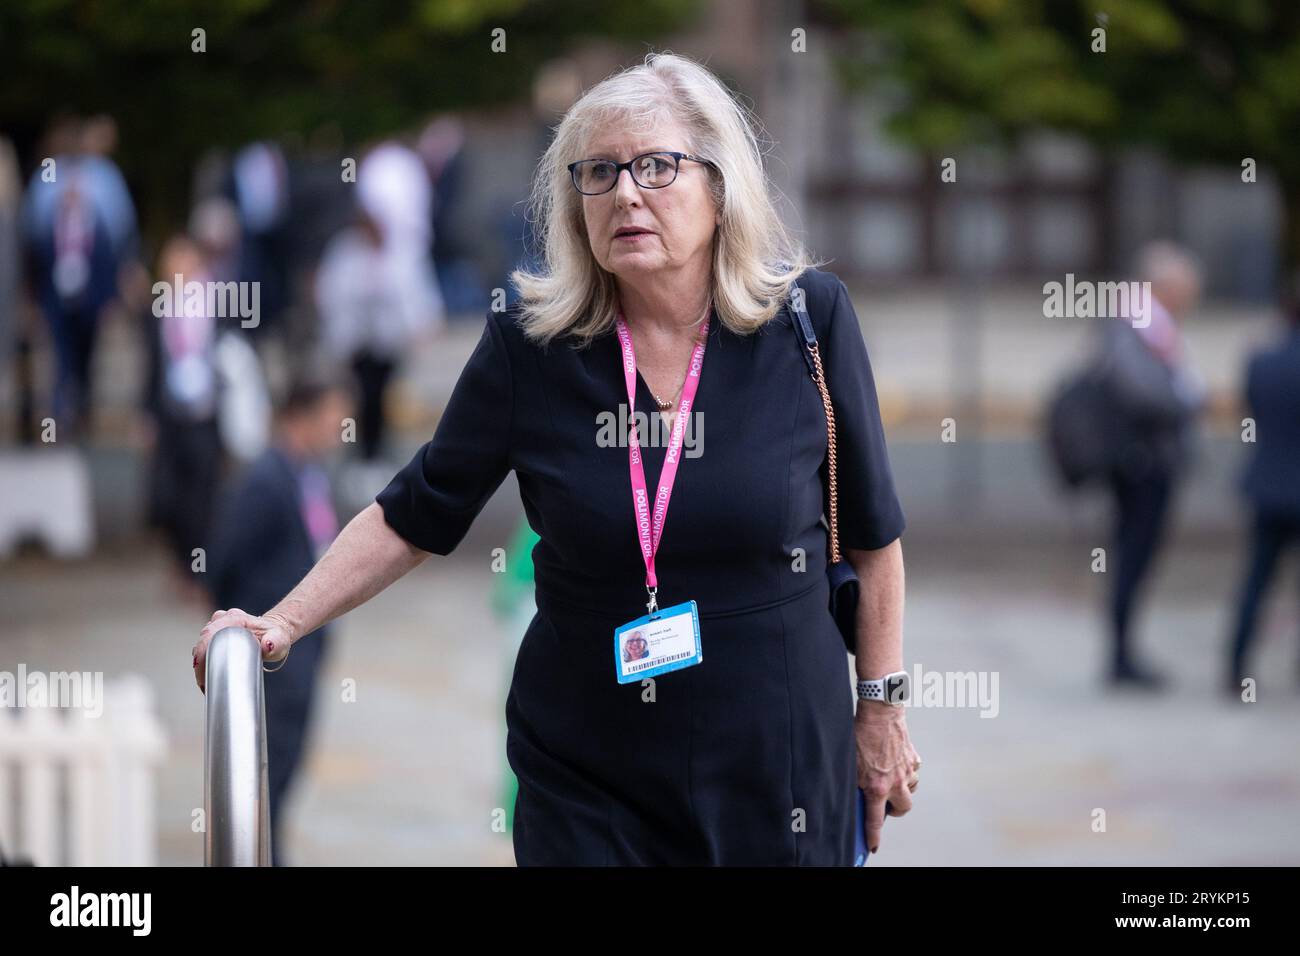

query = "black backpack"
[{"left": 1045, "top": 362, "right": 1114, "bottom": 490}]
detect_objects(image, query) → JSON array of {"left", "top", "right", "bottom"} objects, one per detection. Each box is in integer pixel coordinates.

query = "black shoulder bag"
[{"left": 789, "top": 282, "right": 861, "bottom": 655}]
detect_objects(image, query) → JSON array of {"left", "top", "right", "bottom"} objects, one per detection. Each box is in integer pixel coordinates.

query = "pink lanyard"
[{"left": 615, "top": 311, "right": 709, "bottom": 616}]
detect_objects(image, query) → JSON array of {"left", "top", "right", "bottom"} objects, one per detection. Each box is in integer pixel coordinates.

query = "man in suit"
[
  {"left": 207, "top": 368, "right": 351, "bottom": 865},
  {"left": 1100, "top": 243, "right": 1205, "bottom": 690},
  {"left": 22, "top": 118, "right": 138, "bottom": 436},
  {"left": 1227, "top": 302, "right": 1300, "bottom": 695}
]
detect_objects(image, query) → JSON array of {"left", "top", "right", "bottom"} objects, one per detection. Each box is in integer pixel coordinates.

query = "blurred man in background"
[
  {"left": 316, "top": 141, "right": 445, "bottom": 506},
  {"left": 1100, "top": 242, "right": 1206, "bottom": 690},
  {"left": 141, "top": 233, "right": 224, "bottom": 604},
  {"left": 315, "top": 205, "right": 436, "bottom": 470},
  {"left": 1227, "top": 297, "right": 1300, "bottom": 695},
  {"left": 21, "top": 115, "right": 138, "bottom": 436},
  {"left": 206, "top": 367, "right": 351, "bottom": 865},
  {"left": 226, "top": 141, "right": 291, "bottom": 341}
]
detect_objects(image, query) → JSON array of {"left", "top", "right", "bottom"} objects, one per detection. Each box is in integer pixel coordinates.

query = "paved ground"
[{"left": 4, "top": 512, "right": 1299, "bottom": 866}]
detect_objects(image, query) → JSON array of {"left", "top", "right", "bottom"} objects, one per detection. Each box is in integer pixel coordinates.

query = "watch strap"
[
  {"left": 857, "top": 677, "right": 888, "bottom": 701},
  {"left": 857, "top": 671, "right": 908, "bottom": 704}
]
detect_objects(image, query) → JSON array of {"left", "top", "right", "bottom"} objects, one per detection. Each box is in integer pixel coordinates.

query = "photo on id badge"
[{"left": 614, "top": 600, "right": 702, "bottom": 684}]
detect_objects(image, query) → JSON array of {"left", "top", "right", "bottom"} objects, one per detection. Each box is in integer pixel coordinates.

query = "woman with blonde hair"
[{"left": 195, "top": 51, "right": 918, "bottom": 865}]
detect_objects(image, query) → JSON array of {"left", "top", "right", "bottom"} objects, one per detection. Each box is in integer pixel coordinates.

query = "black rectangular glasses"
[{"left": 568, "top": 150, "right": 716, "bottom": 195}]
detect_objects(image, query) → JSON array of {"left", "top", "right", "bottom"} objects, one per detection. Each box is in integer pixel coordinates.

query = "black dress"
[{"left": 377, "top": 266, "right": 906, "bottom": 865}]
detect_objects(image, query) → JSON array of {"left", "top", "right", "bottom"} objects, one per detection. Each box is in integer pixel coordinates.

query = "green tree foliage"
[
  {"left": 829, "top": 0, "right": 1300, "bottom": 293},
  {"left": 0, "top": 0, "right": 697, "bottom": 233}
]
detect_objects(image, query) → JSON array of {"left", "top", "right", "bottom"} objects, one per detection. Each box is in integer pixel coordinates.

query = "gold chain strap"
[{"left": 805, "top": 343, "right": 841, "bottom": 564}]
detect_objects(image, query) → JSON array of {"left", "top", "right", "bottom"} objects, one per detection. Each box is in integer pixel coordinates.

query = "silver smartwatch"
[{"left": 857, "top": 670, "right": 910, "bottom": 706}]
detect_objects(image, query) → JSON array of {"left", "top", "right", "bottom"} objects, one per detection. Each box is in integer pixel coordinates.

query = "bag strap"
[{"left": 788, "top": 282, "right": 843, "bottom": 565}]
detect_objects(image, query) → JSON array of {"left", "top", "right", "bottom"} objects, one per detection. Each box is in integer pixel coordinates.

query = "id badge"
[{"left": 614, "top": 600, "right": 702, "bottom": 684}]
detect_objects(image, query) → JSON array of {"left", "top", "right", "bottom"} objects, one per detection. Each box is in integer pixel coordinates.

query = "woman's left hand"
[{"left": 853, "top": 700, "right": 921, "bottom": 855}]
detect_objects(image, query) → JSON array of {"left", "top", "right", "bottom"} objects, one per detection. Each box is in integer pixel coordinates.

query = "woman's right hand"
[{"left": 192, "top": 608, "right": 294, "bottom": 694}]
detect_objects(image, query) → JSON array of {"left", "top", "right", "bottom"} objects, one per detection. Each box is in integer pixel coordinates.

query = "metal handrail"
[{"left": 203, "top": 626, "right": 271, "bottom": 866}]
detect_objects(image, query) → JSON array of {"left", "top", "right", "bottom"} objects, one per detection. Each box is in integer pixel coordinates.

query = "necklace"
[
  {"left": 631, "top": 297, "right": 713, "bottom": 412},
  {"left": 651, "top": 384, "right": 680, "bottom": 411}
]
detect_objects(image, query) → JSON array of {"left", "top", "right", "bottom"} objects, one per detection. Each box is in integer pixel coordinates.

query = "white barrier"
[
  {"left": 0, "top": 675, "right": 167, "bottom": 865},
  {"left": 0, "top": 448, "right": 96, "bottom": 558}
]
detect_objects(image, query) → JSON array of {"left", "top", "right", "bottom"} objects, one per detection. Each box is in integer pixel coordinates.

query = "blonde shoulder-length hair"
[{"left": 510, "top": 51, "right": 826, "bottom": 349}]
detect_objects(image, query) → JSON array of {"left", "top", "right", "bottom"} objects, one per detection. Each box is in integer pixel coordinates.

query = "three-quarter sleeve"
[
  {"left": 375, "top": 312, "right": 513, "bottom": 555},
  {"left": 821, "top": 277, "right": 906, "bottom": 551}
]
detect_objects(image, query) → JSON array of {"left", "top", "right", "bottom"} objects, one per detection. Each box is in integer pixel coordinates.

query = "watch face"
[{"left": 885, "top": 672, "right": 910, "bottom": 704}]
